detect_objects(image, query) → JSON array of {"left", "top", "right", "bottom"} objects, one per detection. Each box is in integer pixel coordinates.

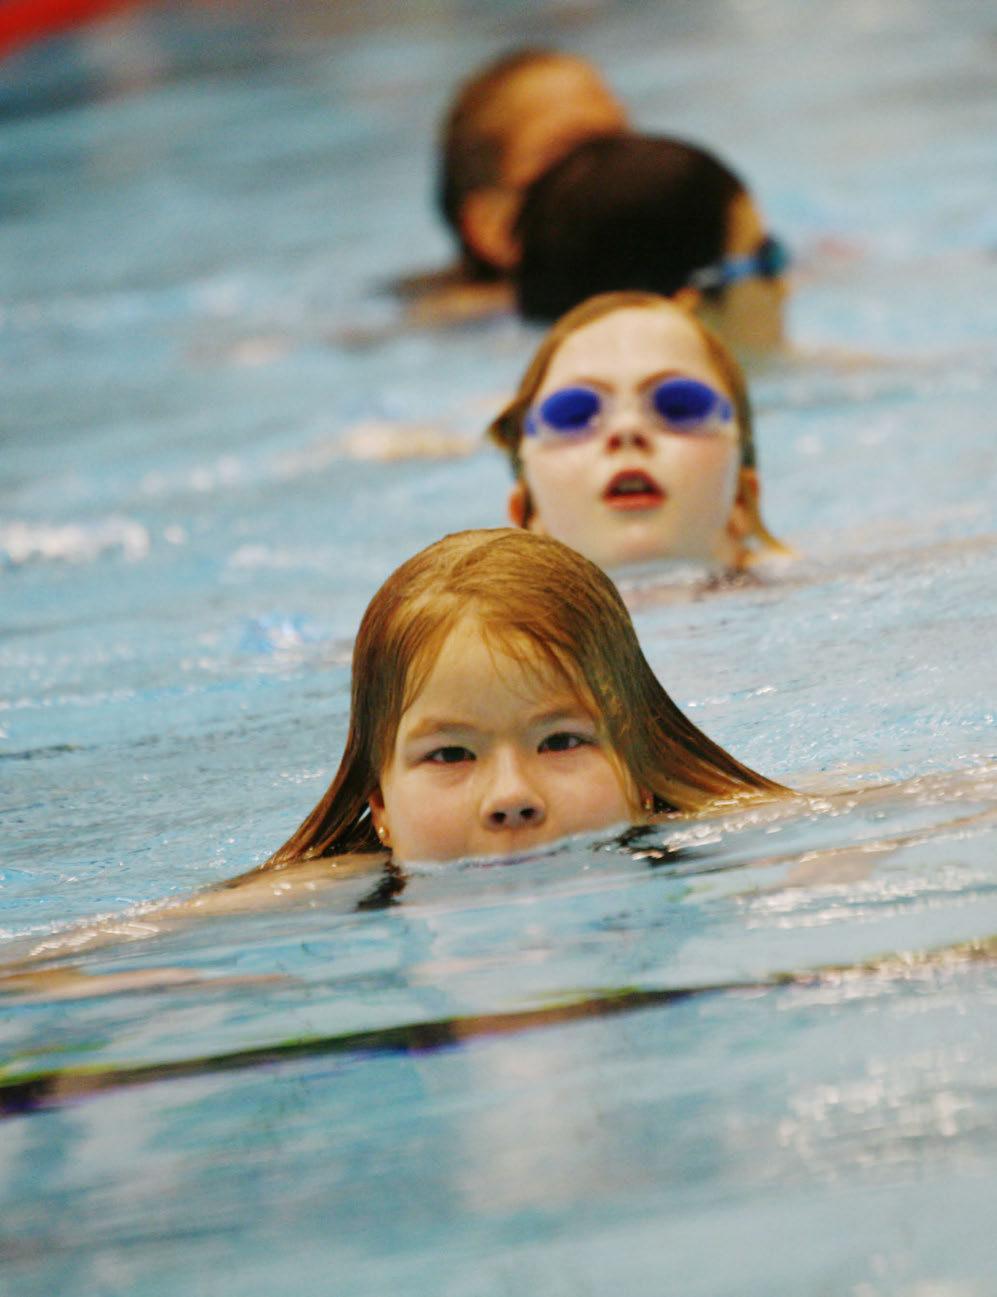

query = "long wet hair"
[
  {"left": 487, "top": 291, "right": 785, "bottom": 554},
  {"left": 265, "top": 529, "right": 784, "bottom": 868},
  {"left": 515, "top": 133, "right": 745, "bottom": 320}
]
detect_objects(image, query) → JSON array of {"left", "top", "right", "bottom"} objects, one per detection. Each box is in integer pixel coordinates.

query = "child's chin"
[
  {"left": 595, "top": 531, "right": 703, "bottom": 571},
  {"left": 601, "top": 542, "right": 720, "bottom": 577},
  {"left": 396, "top": 840, "right": 555, "bottom": 870}
]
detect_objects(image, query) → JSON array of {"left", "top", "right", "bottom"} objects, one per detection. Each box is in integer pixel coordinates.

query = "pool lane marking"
[{"left": 0, "top": 936, "right": 992, "bottom": 1118}]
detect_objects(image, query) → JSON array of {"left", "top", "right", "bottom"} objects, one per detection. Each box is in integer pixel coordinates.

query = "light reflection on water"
[{"left": 1, "top": 0, "right": 996, "bottom": 1293}]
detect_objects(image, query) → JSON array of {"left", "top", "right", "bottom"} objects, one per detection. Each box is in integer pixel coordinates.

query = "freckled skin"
[
  {"left": 517, "top": 308, "right": 743, "bottom": 570},
  {"left": 369, "top": 617, "right": 636, "bottom": 863}
]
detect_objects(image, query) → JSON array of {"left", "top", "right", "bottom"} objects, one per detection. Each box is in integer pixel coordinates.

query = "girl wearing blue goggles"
[
  {"left": 524, "top": 376, "right": 736, "bottom": 443},
  {"left": 489, "top": 291, "right": 786, "bottom": 574}
]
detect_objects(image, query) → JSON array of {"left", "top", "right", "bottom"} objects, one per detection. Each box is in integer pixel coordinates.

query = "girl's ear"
[
  {"left": 460, "top": 188, "right": 521, "bottom": 271},
  {"left": 672, "top": 284, "right": 703, "bottom": 315},
  {"left": 508, "top": 481, "right": 546, "bottom": 534},
  {"left": 726, "top": 466, "right": 759, "bottom": 555},
  {"left": 728, "top": 467, "right": 791, "bottom": 561},
  {"left": 507, "top": 480, "right": 529, "bottom": 528},
  {"left": 368, "top": 788, "right": 391, "bottom": 850}
]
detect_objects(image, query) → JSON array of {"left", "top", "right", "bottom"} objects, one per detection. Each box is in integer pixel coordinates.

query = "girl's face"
[
  {"left": 515, "top": 307, "right": 743, "bottom": 571},
  {"left": 369, "top": 616, "right": 635, "bottom": 863}
]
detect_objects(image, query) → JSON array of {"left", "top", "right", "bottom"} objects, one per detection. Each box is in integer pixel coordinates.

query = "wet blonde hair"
[
  {"left": 266, "top": 529, "right": 784, "bottom": 868},
  {"left": 488, "top": 291, "right": 784, "bottom": 554}
]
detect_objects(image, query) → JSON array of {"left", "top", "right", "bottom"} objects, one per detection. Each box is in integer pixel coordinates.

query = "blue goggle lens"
[
  {"left": 535, "top": 385, "right": 602, "bottom": 434},
  {"left": 651, "top": 378, "right": 733, "bottom": 429}
]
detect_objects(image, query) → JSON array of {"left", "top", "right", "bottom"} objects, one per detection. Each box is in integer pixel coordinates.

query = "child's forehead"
[
  {"left": 543, "top": 308, "right": 723, "bottom": 391},
  {"left": 491, "top": 57, "right": 611, "bottom": 125},
  {"left": 404, "top": 613, "right": 591, "bottom": 717}
]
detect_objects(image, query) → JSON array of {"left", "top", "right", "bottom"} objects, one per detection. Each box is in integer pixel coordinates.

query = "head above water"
[
  {"left": 438, "top": 48, "right": 628, "bottom": 279},
  {"left": 488, "top": 293, "right": 785, "bottom": 572},
  {"left": 267, "top": 529, "right": 781, "bottom": 867},
  {"left": 515, "top": 134, "right": 789, "bottom": 354}
]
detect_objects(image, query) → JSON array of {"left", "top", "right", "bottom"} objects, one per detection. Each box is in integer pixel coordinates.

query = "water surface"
[{"left": 1, "top": 1, "right": 996, "bottom": 1293}]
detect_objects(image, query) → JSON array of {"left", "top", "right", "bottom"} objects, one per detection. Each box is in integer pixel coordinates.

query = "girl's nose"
[
  {"left": 605, "top": 426, "right": 652, "bottom": 452},
  {"left": 480, "top": 754, "right": 546, "bottom": 831},
  {"left": 603, "top": 409, "right": 652, "bottom": 453}
]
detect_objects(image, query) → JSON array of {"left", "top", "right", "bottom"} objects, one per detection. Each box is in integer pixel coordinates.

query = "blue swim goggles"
[
  {"left": 687, "top": 235, "right": 791, "bottom": 294},
  {"left": 524, "top": 377, "right": 735, "bottom": 442}
]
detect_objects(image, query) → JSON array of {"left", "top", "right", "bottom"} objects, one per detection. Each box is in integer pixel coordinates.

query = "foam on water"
[{"left": 0, "top": 516, "right": 151, "bottom": 566}]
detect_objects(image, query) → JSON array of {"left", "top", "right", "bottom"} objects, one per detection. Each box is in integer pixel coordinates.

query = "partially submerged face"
[
  {"left": 513, "top": 306, "right": 745, "bottom": 570},
  {"left": 369, "top": 615, "right": 635, "bottom": 863}
]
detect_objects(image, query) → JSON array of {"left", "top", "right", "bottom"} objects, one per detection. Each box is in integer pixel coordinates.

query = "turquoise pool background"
[{"left": 1, "top": 1, "right": 996, "bottom": 1293}]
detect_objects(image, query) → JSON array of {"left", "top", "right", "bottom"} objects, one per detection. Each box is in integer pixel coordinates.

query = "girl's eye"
[
  {"left": 538, "top": 731, "right": 590, "bottom": 754},
  {"left": 425, "top": 745, "right": 474, "bottom": 765},
  {"left": 536, "top": 386, "right": 602, "bottom": 433}
]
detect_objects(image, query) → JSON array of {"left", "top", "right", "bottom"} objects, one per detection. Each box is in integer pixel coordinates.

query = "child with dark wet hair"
[{"left": 515, "top": 134, "right": 790, "bottom": 357}]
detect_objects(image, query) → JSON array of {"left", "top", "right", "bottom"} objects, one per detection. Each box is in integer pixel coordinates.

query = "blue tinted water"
[{"left": 2, "top": 1, "right": 996, "bottom": 1294}]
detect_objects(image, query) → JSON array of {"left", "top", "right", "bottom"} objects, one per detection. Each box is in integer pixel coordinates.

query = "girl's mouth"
[{"left": 603, "top": 470, "right": 666, "bottom": 511}]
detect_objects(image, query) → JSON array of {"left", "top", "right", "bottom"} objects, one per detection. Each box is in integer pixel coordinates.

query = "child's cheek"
[
  {"left": 392, "top": 778, "right": 474, "bottom": 863},
  {"left": 524, "top": 448, "right": 597, "bottom": 536},
  {"left": 551, "top": 752, "right": 633, "bottom": 831},
  {"left": 665, "top": 441, "right": 740, "bottom": 517}
]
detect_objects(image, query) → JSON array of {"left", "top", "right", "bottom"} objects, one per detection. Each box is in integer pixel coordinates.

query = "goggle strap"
[{"left": 688, "top": 236, "right": 788, "bottom": 293}]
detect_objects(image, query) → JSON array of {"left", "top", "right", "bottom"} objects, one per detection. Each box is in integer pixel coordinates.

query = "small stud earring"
[
  {"left": 376, "top": 825, "right": 390, "bottom": 845},
  {"left": 642, "top": 793, "right": 654, "bottom": 813}
]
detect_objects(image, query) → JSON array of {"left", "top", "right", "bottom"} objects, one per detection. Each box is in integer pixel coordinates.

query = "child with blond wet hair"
[
  {"left": 1, "top": 528, "right": 785, "bottom": 989},
  {"left": 264, "top": 527, "right": 783, "bottom": 870}
]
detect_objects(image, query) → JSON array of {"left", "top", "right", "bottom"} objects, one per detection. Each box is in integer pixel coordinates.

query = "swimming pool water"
[{"left": 2, "top": 1, "right": 996, "bottom": 1294}]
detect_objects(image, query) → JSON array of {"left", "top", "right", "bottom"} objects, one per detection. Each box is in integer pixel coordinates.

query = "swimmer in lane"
[
  {"left": 488, "top": 292, "right": 787, "bottom": 573},
  {"left": 514, "top": 134, "right": 790, "bottom": 359},
  {"left": 2, "top": 529, "right": 785, "bottom": 987},
  {"left": 401, "top": 48, "right": 628, "bottom": 324}
]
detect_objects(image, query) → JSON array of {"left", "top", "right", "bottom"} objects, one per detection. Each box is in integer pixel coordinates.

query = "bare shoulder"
[
  {"left": 192, "top": 852, "right": 389, "bottom": 913},
  {"left": 0, "top": 852, "right": 389, "bottom": 976}
]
